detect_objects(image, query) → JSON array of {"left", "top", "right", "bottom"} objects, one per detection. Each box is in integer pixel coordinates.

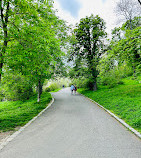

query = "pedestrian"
[
  {"left": 70, "top": 84, "right": 75, "bottom": 94},
  {"left": 74, "top": 85, "right": 77, "bottom": 94}
]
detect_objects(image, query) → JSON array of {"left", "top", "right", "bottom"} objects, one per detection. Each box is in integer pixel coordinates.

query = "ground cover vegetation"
[
  {"left": 0, "top": 92, "right": 52, "bottom": 132},
  {"left": 78, "top": 76, "right": 141, "bottom": 133}
]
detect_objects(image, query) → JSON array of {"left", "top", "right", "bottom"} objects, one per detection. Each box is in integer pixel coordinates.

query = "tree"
[
  {"left": 118, "top": 27, "right": 141, "bottom": 77},
  {"left": 70, "top": 14, "right": 106, "bottom": 90},
  {"left": 5, "top": 0, "right": 66, "bottom": 102},
  {"left": 122, "top": 16, "right": 141, "bottom": 30},
  {"left": 116, "top": 0, "right": 141, "bottom": 29},
  {"left": 106, "top": 18, "right": 141, "bottom": 78},
  {"left": 0, "top": 0, "right": 10, "bottom": 80},
  {"left": 0, "top": 0, "right": 67, "bottom": 102}
]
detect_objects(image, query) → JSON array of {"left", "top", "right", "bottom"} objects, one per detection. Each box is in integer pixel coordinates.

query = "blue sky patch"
[
  {"left": 57, "top": 0, "right": 81, "bottom": 17},
  {"left": 102, "top": 0, "right": 107, "bottom": 3}
]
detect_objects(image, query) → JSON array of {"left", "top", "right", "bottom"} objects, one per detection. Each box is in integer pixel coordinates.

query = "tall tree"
[
  {"left": 0, "top": 0, "right": 39, "bottom": 81},
  {"left": 116, "top": 0, "right": 141, "bottom": 29},
  {"left": 4, "top": 0, "right": 67, "bottom": 102},
  {"left": 0, "top": 0, "right": 10, "bottom": 80},
  {"left": 70, "top": 14, "right": 106, "bottom": 90}
]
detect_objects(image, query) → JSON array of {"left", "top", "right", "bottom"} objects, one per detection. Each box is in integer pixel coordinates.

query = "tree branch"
[{"left": 138, "top": 0, "right": 141, "bottom": 5}]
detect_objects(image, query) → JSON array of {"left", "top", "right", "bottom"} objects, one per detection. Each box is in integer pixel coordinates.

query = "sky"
[{"left": 53, "top": 0, "right": 120, "bottom": 36}]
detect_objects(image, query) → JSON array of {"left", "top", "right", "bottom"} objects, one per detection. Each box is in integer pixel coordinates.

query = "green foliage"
[
  {"left": 72, "top": 77, "right": 89, "bottom": 88},
  {"left": 78, "top": 77, "right": 141, "bottom": 133},
  {"left": 98, "top": 57, "right": 133, "bottom": 88},
  {"left": 0, "top": 0, "right": 68, "bottom": 102},
  {"left": 50, "top": 88, "right": 61, "bottom": 92},
  {"left": 109, "top": 26, "right": 141, "bottom": 77},
  {"left": 48, "top": 82, "right": 60, "bottom": 92},
  {"left": 0, "top": 92, "right": 52, "bottom": 132},
  {"left": 44, "top": 78, "right": 71, "bottom": 92},
  {"left": 69, "top": 14, "right": 107, "bottom": 90},
  {"left": 97, "top": 17, "right": 141, "bottom": 88},
  {"left": 1, "top": 72, "right": 33, "bottom": 101},
  {"left": 122, "top": 16, "right": 141, "bottom": 30},
  {"left": 44, "top": 87, "right": 51, "bottom": 92}
]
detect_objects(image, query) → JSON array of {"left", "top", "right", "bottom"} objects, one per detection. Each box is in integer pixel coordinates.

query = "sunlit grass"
[
  {"left": 50, "top": 88, "right": 62, "bottom": 92},
  {"left": 0, "top": 92, "right": 52, "bottom": 132},
  {"left": 78, "top": 77, "right": 141, "bottom": 133}
]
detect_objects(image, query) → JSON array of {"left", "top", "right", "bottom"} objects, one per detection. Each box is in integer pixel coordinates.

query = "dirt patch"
[
  {"left": 0, "top": 127, "right": 21, "bottom": 145},
  {"left": 0, "top": 131, "right": 14, "bottom": 144}
]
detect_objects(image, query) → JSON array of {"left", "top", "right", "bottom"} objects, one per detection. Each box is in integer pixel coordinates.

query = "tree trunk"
[
  {"left": 91, "top": 66, "right": 98, "bottom": 91},
  {"left": 0, "top": 1, "right": 9, "bottom": 81},
  {"left": 37, "top": 80, "right": 43, "bottom": 102},
  {"left": 132, "top": 66, "right": 136, "bottom": 79},
  {"left": 93, "top": 80, "right": 97, "bottom": 91}
]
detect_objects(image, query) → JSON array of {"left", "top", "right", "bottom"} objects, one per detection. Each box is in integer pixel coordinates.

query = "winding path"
[{"left": 0, "top": 88, "right": 141, "bottom": 158}]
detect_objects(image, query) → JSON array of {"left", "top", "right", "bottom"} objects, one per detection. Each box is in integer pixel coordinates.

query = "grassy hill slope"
[{"left": 78, "top": 77, "right": 141, "bottom": 133}]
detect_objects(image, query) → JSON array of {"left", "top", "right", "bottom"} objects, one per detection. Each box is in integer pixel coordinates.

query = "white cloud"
[{"left": 54, "top": 0, "right": 120, "bottom": 36}]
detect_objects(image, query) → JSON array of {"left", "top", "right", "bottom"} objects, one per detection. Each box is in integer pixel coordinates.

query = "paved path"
[{"left": 0, "top": 88, "right": 141, "bottom": 158}]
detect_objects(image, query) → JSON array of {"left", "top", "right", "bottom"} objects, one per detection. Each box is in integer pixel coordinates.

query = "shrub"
[
  {"left": 49, "top": 82, "right": 60, "bottom": 91},
  {"left": 72, "top": 77, "right": 90, "bottom": 89},
  {"left": 43, "top": 78, "right": 71, "bottom": 92},
  {"left": 45, "top": 87, "right": 51, "bottom": 92},
  {"left": 2, "top": 73, "right": 34, "bottom": 101}
]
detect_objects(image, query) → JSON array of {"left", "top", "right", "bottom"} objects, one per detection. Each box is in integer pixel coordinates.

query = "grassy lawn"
[
  {"left": 0, "top": 92, "right": 52, "bottom": 132},
  {"left": 50, "top": 88, "right": 62, "bottom": 92},
  {"left": 78, "top": 77, "right": 141, "bottom": 133}
]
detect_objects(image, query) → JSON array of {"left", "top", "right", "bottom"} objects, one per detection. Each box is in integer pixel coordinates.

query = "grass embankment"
[
  {"left": 50, "top": 88, "right": 62, "bottom": 92},
  {"left": 78, "top": 77, "right": 141, "bottom": 133},
  {"left": 0, "top": 92, "right": 52, "bottom": 132}
]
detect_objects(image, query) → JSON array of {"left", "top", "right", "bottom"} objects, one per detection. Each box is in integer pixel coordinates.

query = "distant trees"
[
  {"left": 98, "top": 16, "right": 141, "bottom": 86},
  {"left": 68, "top": 13, "right": 141, "bottom": 89},
  {"left": 115, "top": 0, "right": 141, "bottom": 29},
  {"left": 69, "top": 14, "right": 106, "bottom": 90}
]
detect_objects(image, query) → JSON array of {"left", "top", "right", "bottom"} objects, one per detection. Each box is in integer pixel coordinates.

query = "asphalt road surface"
[{"left": 0, "top": 88, "right": 141, "bottom": 158}]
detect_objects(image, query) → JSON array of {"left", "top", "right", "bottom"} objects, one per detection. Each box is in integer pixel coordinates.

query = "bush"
[
  {"left": 72, "top": 77, "right": 90, "bottom": 89},
  {"left": 45, "top": 87, "right": 51, "bottom": 92},
  {"left": 1, "top": 73, "right": 34, "bottom": 101},
  {"left": 43, "top": 78, "right": 71, "bottom": 92},
  {"left": 49, "top": 82, "right": 60, "bottom": 91},
  {"left": 0, "top": 86, "right": 4, "bottom": 101}
]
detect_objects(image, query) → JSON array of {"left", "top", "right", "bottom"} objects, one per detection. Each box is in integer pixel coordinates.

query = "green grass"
[
  {"left": 78, "top": 77, "right": 141, "bottom": 133},
  {"left": 50, "top": 88, "right": 62, "bottom": 92},
  {"left": 0, "top": 92, "right": 52, "bottom": 132}
]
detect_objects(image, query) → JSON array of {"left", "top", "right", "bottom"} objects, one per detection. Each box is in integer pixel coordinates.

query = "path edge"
[
  {"left": 0, "top": 94, "right": 54, "bottom": 151},
  {"left": 79, "top": 93, "right": 141, "bottom": 139}
]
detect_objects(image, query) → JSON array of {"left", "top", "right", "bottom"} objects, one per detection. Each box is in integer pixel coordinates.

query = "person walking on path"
[
  {"left": 70, "top": 84, "right": 75, "bottom": 94},
  {"left": 74, "top": 85, "right": 77, "bottom": 94}
]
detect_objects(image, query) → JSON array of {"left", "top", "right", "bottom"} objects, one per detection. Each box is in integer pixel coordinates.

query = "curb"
[
  {"left": 0, "top": 95, "right": 54, "bottom": 151},
  {"left": 79, "top": 93, "right": 141, "bottom": 139}
]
